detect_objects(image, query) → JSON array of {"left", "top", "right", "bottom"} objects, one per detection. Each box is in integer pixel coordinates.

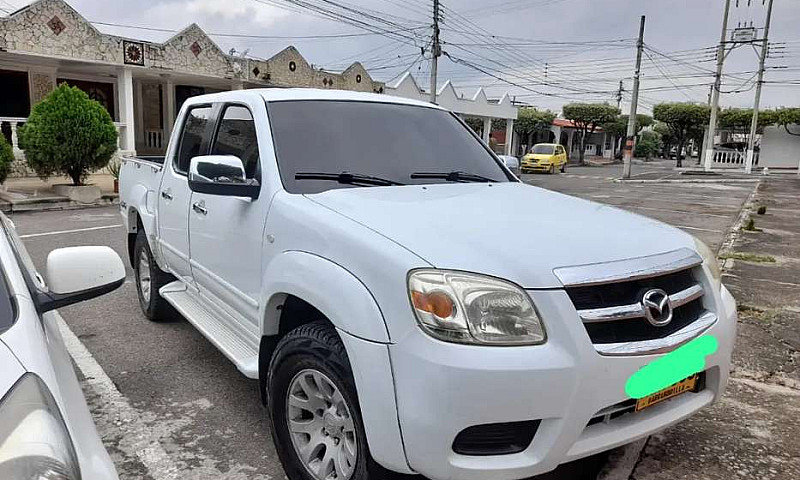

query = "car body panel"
[
  {"left": 306, "top": 182, "right": 696, "bottom": 290},
  {"left": 0, "top": 219, "right": 119, "bottom": 480}
]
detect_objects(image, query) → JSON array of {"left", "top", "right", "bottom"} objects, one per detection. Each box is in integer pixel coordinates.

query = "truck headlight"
[
  {"left": 408, "top": 270, "right": 546, "bottom": 345},
  {"left": 0, "top": 374, "right": 81, "bottom": 480},
  {"left": 693, "top": 237, "right": 722, "bottom": 284}
]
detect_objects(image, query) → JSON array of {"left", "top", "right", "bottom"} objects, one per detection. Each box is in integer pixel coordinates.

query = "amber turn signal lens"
[{"left": 411, "top": 290, "right": 455, "bottom": 319}]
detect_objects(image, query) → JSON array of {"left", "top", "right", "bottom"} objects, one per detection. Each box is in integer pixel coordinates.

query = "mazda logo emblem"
[{"left": 642, "top": 289, "right": 673, "bottom": 327}]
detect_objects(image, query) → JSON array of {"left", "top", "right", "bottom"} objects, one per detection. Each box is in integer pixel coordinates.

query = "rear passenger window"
[
  {"left": 175, "top": 106, "right": 213, "bottom": 174},
  {"left": 211, "top": 106, "right": 260, "bottom": 179}
]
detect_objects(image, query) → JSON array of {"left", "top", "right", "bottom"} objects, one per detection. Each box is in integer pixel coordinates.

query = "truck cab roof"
[{"left": 185, "top": 88, "right": 443, "bottom": 111}]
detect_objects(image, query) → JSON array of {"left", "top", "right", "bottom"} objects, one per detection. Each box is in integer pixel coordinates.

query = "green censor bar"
[{"left": 625, "top": 335, "right": 718, "bottom": 399}]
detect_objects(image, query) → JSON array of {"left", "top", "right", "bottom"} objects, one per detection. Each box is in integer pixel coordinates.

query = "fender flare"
[
  {"left": 260, "top": 251, "right": 390, "bottom": 343},
  {"left": 124, "top": 184, "right": 165, "bottom": 269}
]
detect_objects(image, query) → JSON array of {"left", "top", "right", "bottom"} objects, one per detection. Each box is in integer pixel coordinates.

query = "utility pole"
[
  {"left": 744, "top": 0, "right": 775, "bottom": 174},
  {"left": 622, "top": 15, "right": 645, "bottom": 180},
  {"left": 703, "top": 0, "right": 733, "bottom": 171},
  {"left": 430, "top": 0, "right": 441, "bottom": 104},
  {"left": 616, "top": 80, "right": 624, "bottom": 109}
]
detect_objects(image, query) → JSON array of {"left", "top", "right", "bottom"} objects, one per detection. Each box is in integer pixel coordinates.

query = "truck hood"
[{"left": 306, "top": 182, "right": 695, "bottom": 288}]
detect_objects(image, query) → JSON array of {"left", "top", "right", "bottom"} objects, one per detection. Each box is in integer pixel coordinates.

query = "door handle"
[
  {"left": 161, "top": 190, "right": 173, "bottom": 200},
  {"left": 192, "top": 202, "right": 207, "bottom": 215}
]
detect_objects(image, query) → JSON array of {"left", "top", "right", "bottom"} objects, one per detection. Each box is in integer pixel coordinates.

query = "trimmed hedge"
[{"left": 18, "top": 84, "right": 118, "bottom": 186}]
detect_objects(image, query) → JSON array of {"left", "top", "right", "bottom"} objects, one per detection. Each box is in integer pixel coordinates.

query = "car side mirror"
[
  {"left": 498, "top": 155, "right": 520, "bottom": 176},
  {"left": 188, "top": 155, "right": 260, "bottom": 199},
  {"left": 37, "top": 246, "right": 126, "bottom": 313}
]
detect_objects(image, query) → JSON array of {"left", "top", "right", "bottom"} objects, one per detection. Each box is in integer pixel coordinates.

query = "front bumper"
[
  {"left": 388, "top": 284, "right": 736, "bottom": 480},
  {"left": 521, "top": 163, "right": 551, "bottom": 172}
]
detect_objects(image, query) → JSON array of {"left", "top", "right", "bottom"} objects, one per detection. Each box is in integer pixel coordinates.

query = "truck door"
[
  {"left": 188, "top": 103, "right": 269, "bottom": 335},
  {"left": 157, "top": 105, "right": 213, "bottom": 284}
]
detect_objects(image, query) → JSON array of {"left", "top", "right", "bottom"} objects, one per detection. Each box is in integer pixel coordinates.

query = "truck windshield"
[{"left": 267, "top": 100, "right": 511, "bottom": 194}]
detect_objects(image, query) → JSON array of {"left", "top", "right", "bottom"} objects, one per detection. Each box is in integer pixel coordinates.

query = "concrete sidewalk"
[
  {"left": 632, "top": 176, "right": 800, "bottom": 480},
  {"left": 0, "top": 174, "right": 118, "bottom": 212}
]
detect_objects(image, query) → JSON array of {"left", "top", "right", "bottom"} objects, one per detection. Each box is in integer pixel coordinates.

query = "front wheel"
[
  {"left": 549, "top": 164, "right": 556, "bottom": 174},
  {"left": 268, "top": 321, "right": 388, "bottom": 480},
  {"left": 560, "top": 163, "right": 566, "bottom": 173}
]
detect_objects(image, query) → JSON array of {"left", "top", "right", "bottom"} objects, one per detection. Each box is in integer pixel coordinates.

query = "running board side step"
[{"left": 159, "top": 281, "right": 259, "bottom": 378}]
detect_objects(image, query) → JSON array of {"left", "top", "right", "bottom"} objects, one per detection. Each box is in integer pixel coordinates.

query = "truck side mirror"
[
  {"left": 188, "top": 155, "right": 260, "bottom": 199},
  {"left": 36, "top": 246, "right": 126, "bottom": 313}
]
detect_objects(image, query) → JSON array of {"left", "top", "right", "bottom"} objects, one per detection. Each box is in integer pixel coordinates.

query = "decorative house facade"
[{"left": 0, "top": 0, "right": 383, "bottom": 176}]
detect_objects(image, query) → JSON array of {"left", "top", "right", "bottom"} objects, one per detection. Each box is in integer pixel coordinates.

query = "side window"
[
  {"left": 211, "top": 106, "right": 260, "bottom": 179},
  {"left": 175, "top": 106, "right": 213, "bottom": 174}
]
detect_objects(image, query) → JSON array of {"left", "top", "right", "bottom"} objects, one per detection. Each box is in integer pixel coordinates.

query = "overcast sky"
[{"left": 3, "top": 0, "right": 800, "bottom": 114}]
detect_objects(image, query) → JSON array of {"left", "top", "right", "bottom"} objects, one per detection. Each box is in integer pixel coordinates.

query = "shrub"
[
  {"left": 18, "top": 84, "right": 118, "bottom": 186},
  {"left": 634, "top": 131, "right": 661, "bottom": 159},
  {"left": 0, "top": 135, "right": 12, "bottom": 184}
]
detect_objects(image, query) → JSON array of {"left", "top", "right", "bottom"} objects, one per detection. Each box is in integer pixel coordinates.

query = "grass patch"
[{"left": 720, "top": 252, "right": 776, "bottom": 263}]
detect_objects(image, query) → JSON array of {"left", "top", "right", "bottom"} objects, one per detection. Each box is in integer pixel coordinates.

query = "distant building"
[{"left": 0, "top": 0, "right": 383, "bottom": 176}]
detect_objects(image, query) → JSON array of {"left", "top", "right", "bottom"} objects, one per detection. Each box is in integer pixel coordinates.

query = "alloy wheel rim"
[
  {"left": 286, "top": 369, "right": 357, "bottom": 480},
  {"left": 138, "top": 249, "right": 151, "bottom": 303}
]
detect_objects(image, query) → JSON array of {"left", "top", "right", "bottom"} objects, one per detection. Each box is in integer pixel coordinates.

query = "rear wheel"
[
  {"left": 268, "top": 321, "right": 388, "bottom": 480},
  {"left": 133, "top": 230, "right": 174, "bottom": 321}
]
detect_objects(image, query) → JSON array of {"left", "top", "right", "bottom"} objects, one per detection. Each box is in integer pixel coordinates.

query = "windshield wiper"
[
  {"left": 295, "top": 172, "right": 405, "bottom": 187},
  {"left": 410, "top": 171, "right": 497, "bottom": 183}
]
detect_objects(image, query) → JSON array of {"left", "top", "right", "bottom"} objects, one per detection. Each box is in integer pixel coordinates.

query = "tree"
[
  {"left": 514, "top": 107, "right": 556, "bottom": 152},
  {"left": 652, "top": 103, "right": 710, "bottom": 167},
  {"left": 775, "top": 107, "right": 800, "bottom": 136},
  {"left": 653, "top": 122, "right": 675, "bottom": 158},
  {"left": 0, "top": 135, "right": 13, "bottom": 184},
  {"left": 18, "top": 84, "right": 118, "bottom": 186},
  {"left": 719, "top": 107, "right": 779, "bottom": 144},
  {"left": 602, "top": 114, "right": 653, "bottom": 158},
  {"left": 634, "top": 131, "right": 661, "bottom": 160},
  {"left": 562, "top": 103, "right": 620, "bottom": 164}
]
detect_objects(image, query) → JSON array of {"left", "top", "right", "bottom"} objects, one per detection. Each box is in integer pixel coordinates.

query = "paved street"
[{"left": 8, "top": 166, "right": 783, "bottom": 480}]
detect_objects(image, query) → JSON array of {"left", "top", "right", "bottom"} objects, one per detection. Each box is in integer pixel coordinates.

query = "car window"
[
  {"left": 268, "top": 101, "right": 510, "bottom": 194},
  {"left": 531, "top": 145, "right": 555, "bottom": 155},
  {"left": 175, "top": 106, "right": 213, "bottom": 174},
  {"left": 210, "top": 106, "right": 260, "bottom": 180}
]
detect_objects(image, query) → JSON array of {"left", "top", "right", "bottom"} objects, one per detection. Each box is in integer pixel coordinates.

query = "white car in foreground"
[
  {"left": 0, "top": 213, "right": 123, "bottom": 479},
  {"left": 119, "top": 89, "right": 737, "bottom": 480}
]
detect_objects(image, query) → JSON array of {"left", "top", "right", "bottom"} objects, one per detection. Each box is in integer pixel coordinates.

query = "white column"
[
  {"left": 134, "top": 80, "right": 144, "bottom": 148},
  {"left": 116, "top": 68, "right": 135, "bottom": 152},
  {"left": 9, "top": 122, "right": 19, "bottom": 151},
  {"left": 504, "top": 119, "right": 514, "bottom": 155},
  {"left": 163, "top": 79, "right": 176, "bottom": 141},
  {"left": 482, "top": 117, "right": 491, "bottom": 144}
]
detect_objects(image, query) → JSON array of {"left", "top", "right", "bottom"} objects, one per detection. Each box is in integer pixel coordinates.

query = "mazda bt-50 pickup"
[{"left": 119, "top": 88, "right": 737, "bottom": 480}]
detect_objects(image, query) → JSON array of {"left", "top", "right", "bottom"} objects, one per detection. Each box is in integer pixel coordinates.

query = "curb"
[{"left": 613, "top": 178, "right": 759, "bottom": 184}]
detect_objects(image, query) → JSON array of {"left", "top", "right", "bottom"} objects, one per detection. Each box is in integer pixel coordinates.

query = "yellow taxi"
[{"left": 521, "top": 143, "right": 568, "bottom": 174}]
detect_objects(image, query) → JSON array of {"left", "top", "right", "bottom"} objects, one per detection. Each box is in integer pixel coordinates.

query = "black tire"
[
  {"left": 549, "top": 164, "right": 556, "bottom": 174},
  {"left": 560, "top": 163, "right": 566, "bottom": 173},
  {"left": 133, "top": 230, "right": 174, "bottom": 321},
  {"left": 267, "top": 321, "right": 389, "bottom": 480}
]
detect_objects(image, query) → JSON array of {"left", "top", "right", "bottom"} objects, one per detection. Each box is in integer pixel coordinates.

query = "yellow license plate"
[{"left": 635, "top": 375, "right": 698, "bottom": 412}]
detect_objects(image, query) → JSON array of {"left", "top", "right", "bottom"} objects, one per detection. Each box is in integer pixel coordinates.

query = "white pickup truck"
[{"left": 119, "top": 88, "right": 737, "bottom": 480}]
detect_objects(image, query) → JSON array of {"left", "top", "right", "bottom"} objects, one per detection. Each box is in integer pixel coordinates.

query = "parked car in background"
[
  {"left": 0, "top": 213, "right": 124, "bottom": 480},
  {"left": 120, "top": 89, "right": 737, "bottom": 480},
  {"left": 521, "top": 143, "right": 568, "bottom": 173}
]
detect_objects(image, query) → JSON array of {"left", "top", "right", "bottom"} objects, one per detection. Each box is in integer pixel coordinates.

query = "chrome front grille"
[{"left": 554, "top": 248, "right": 717, "bottom": 356}]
